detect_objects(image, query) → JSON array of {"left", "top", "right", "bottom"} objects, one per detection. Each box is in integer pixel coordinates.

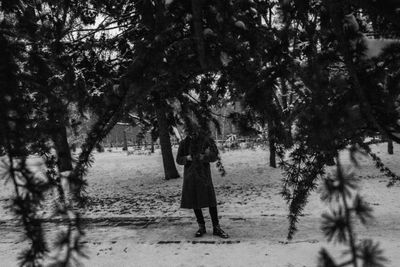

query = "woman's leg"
[
  {"left": 193, "top": 209, "right": 206, "bottom": 237},
  {"left": 209, "top": 206, "right": 229, "bottom": 238},
  {"left": 194, "top": 209, "right": 205, "bottom": 225},
  {"left": 208, "top": 206, "right": 219, "bottom": 227}
]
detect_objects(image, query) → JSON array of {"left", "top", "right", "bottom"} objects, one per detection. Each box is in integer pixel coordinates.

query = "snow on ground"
[{"left": 0, "top": 143, "right": 400, "bottom": 266}]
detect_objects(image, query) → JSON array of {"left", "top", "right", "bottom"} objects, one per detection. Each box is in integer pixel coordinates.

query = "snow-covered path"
[{"left": 0, "top": 212, "right": 399, "bottom": 266}]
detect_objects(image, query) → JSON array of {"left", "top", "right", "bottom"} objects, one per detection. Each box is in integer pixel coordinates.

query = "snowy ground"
[{"left": 0, "top": 143, "right": 400, "bottom": 266}]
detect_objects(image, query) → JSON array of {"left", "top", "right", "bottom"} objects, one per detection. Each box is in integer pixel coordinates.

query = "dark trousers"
[{"left": 194, "top": 207, "right": 219, "bottom": 227}]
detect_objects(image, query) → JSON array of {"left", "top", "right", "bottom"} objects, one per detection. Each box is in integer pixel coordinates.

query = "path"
[{"left": 0, "top": 213, "right": 400, "bottom": 267}]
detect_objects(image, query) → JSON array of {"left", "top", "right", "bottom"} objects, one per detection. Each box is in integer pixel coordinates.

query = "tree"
[
  {"left": 219, "top": 0, "right": 298, "bottom": 168},
  {"left": 0, "top": 0, "right": 130, "bottom": 265},
  {"left": 275, "top": 0, "right": 400, "bottom": 241},
  {"left": 155, "top": 103, "right": 180, "bottom": 179},
  {"left": 388, "top": 139, "right": 394, "bottom": 154},
  {"left": 0, "top": 1, "right": 88, "bottom": 265}
]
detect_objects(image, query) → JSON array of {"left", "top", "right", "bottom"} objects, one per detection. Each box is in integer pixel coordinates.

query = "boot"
[
  {"left": 213, "top": 225, "right": 229, "bottom": 239},
  {"left": 195, "top": 224, "right": 206, "bottom": 237}
]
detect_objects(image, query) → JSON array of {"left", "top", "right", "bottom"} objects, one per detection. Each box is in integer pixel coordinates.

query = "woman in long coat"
[{"left": 176, "top": 130, "right": 229, "bottom": 238}]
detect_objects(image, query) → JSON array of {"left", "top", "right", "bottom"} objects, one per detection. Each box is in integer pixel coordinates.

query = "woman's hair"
[{"left": 184, "top": 116, "right": 212, "bottom": 145}]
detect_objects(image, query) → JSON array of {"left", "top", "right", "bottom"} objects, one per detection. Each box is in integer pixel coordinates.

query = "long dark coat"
[{"left": 176, "top": 136, "right": 219, "bottom": 209}]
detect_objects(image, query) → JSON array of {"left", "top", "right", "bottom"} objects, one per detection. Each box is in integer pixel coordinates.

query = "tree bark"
[
  {"left": 191, "top": 0, "right": 206, "bottom": 69},
  {"left": 53, "top": 125, "right": 73, "bottom": 172},
  {"left": 267, "top": 121, "right": 277, "bottom": 168},
  {"left": 156, "top": 106, "right": 180, "bottom": 180},
  {"left": 388, "top": 139, "right": 394, "bottom": 154},
  {"left": 150, "top": 139, "right": 155, "bottom": 153},
  {"left": 122, "top": 130, "right": 128, "bottom": 151}
]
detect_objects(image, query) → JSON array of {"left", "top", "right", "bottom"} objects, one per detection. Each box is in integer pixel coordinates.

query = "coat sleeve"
[
  {"left": 203, "top": 138, "right": 219, "bottom": 163},
  {"left": 176, "top": 140, "right": 187, "bottom": 165}
]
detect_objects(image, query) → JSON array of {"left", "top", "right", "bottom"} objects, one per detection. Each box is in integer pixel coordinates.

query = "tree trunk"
[
  {"left": 388, "top": 139, "right": 394, "bottom": 154},
  {"left": 122, "top": 130, "right": 128, "bottom": 151},
  {"left": 53, "top": 125, "right": 73, "bottom": 172},
  {"left": 191, "top": 0, "right": 206, "bottom": 69},
  {"left": 267, "top": 121, "right": 277, "bottom": 168},
  {"left": 151, "top": 139, "right": 155, "bottom": 153},
  {"left": 285, "top": 125, "right": 293, "bottom": 147},
  {"left": 269, "top": 138, "right": 276, "bottom": 168},
  {"left": 156, "top": 106, "right": 180, "bottom": 180}
]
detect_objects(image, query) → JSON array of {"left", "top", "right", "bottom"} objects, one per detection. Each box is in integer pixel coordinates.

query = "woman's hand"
[{"left": 186, "top": 155, "right": 193, "bottom": 161}]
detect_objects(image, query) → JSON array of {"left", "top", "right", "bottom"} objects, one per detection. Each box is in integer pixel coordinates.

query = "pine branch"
[
  {"left": 336, "top": 161, "right": 358, "bottom": 267},
  {"left": 368, "top": 150, "right": 400, "bottom": 186},
  {"left": 320, "top": 155, "right": 385, "bottom": 267},
  {"left": 280, "top": 145, "right": 325, "bottom": 239}
]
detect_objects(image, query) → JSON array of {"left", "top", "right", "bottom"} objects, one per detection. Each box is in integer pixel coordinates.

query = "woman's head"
[
  {"left": 185, "top": 124, "right": 200, "bottom": 138},
  {"left": 184, "top": 117, "right": 211, "bottom": 139}
]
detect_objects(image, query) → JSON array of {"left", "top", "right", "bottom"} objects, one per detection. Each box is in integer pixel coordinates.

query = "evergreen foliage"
[
  {"left": 0, "top": 0, "right": 121, "bottom": 265},
  {"left": 318, "top": 159, "right": 386, "bottom": 267},
  {"left": 274, "top": 0, "right": 400, "bottom": 244}
]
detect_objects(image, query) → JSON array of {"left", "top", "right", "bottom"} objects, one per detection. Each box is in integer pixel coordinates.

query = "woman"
[{"left": 176, "top": 128, "right": 229, "bottom": 238}]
